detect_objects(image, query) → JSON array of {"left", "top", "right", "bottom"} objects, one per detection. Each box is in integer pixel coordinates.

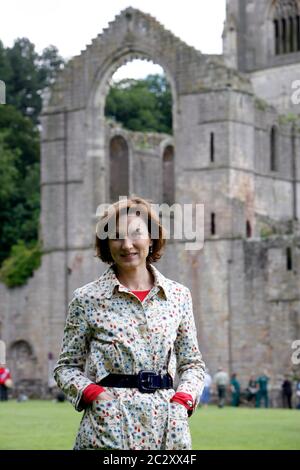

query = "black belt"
[{"left": 98, "top": 371, "right": 173, "bottom": 393}]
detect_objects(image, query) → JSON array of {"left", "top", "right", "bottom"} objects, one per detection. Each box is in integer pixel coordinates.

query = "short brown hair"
[{"left": 94, "top": 196, "right": 167, "bottom": 265}]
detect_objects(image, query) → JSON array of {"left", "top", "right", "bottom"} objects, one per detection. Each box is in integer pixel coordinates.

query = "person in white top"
[
  {"left": 198, "top": 369, "right": 212, "bottom": 407},
  {"left": 213, "top": 367, "right": 229, "bottom": 408}
]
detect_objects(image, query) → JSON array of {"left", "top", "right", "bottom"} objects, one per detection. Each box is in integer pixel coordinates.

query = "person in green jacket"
[
  {"left": 230, "top": 373, "right": 240, "bottom": 407},
  {"left": 255, "top": 372, "right": 269, "bottom": 408}
]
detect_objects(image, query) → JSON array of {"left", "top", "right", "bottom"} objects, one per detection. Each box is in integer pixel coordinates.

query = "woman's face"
[{"left": 108, "top": 214, "right": 153, "bottom": 270}]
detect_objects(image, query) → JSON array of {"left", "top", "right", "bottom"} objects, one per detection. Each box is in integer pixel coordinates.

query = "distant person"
[
  {"left": 246, "top": 375, "right": 258, "bottom": 405},
  {"left": 230, "top": 373, "right": 241, "bottom": 407},
  {"left": 0, "top": 364, "right": 12, "bottom": 401},
  {"left": 256, "top": 371, "right": 269, "bottom": 408},
  {"left": 213, "top": 367, "right": 229, "bottom": 408},
  {"left": 296, "top": 380, "right": 300, "bottom": 410},
  {"left": 199, "top": 369, "right": 212, "bottom": 407},
  {"left": 281, "top": 375, "right": 293, "bottom": 409}
]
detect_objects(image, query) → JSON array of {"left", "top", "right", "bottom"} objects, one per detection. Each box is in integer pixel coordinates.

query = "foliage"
[
  {"left": 105, "top": 74, "right": 172, "bottom": 134},
  {"left": 278, "top": 113, "right": 300, "bottom": 125},
  {"left": 0, "top": 131, "right": 19, "bottom": 202},
  {"left": 0, "top": 240, "right": 42, "bottom": 287},
  {"left": 0, "top": 106, "right": 40, "bottom": 267},
  {"left": 0, "top": 37, "right": 62, "bottom": 284},
  {"left": 260, "top": 225, "right": 275, "bottom": 239},
  {"left": 0, "top": 104, "right": 39, "bottom": 171},
  {"left": 255, "top": 97, "right": 269, "bottom": 112},
  {"left": 0, "top": 38, "right": 64, "bottom": 125}
]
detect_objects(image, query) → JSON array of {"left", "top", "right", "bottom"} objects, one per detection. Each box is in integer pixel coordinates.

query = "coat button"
[
  {"left": 140, "top": 414, "right": 148, "bottom": 425},
  {"left": 139, "top": 324, "right": 148, "bottom": 335}
]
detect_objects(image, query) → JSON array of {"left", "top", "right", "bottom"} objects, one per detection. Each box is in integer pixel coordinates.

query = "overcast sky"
[{"left": 1, "top": 0, "right": 227, "bottom": 80}]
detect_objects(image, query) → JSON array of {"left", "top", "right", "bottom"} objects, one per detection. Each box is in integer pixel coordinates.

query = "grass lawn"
[
  {"left": 0, "top": 400, "right": 299, "bottom": 450},
  {"left": 190, "top": 406, "right": 300, "bottom": 450}
]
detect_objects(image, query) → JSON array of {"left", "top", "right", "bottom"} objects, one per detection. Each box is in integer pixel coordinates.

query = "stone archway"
[
  {"left": 86, "top": 48, "right": 178, "bottom": 214},
  {"left": 9, "top": 340, "right": 36, "bottom": 383}
]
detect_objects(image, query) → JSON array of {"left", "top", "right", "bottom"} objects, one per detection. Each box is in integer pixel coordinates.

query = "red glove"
[
  {"left": 82, "top": 384, "right": 106, "bottom": 403},
  {"left": 170, "top": 392, "right": 194, "bottom": 413}
]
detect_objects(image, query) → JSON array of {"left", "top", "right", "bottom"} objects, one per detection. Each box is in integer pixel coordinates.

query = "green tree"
[
  {"left": 0, "top": 38, "right": 64, "bottom": 125},
  {"left": 0, "top": 38, "right": 63, "bottom": 286},
  {"left": 105, "top": 74, "right": 172, "bottom": 134},
  {"left": 0, "top": 132, "right": 19, "bottom": 203},
  {"left": 0, "top": 104, "right": 39, "bottom": 171},
  {"left": 5, "top": 38, "right": 40, "bottom": 123},
  {"left": 0, "top": 40, "right": 12, "bottom": 89},
  {"left": 38, "top": 45, "right": 65, "bottom": 87},
  {"left": 0, "top": 106, "right": 40, "bottom": 266},
  {"left": 0, "top": 240, "right": 42, "bottom": 288}
]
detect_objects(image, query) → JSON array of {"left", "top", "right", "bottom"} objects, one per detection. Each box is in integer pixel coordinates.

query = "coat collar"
[{"left": 98, "top": 263, "right": 170, "bottom": 300}]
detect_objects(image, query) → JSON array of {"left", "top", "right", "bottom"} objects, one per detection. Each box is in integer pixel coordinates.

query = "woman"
[
  {"left": 199, "top": 368, "right": 212, "bottom": 408},
  {"left": 246, "top": 375, "right": 258, "bottom": 406},
  {"left": 54, "top": 196, "right": 205, "bottom": 450}
]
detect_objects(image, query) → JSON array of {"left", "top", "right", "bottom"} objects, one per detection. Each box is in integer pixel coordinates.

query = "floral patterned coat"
[{"left": 53, "top": 263, "right": 205, "bottom": 450}]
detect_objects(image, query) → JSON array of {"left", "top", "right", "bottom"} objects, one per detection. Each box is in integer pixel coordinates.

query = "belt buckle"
[{"left": 138, "top": 370, "right": 157, "bottom": 393}]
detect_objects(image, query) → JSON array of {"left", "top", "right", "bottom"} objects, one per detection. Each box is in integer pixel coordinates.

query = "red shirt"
[
  {"left": 0, "top": 367, "right": 11, "bottom": 385},
  {"left": 130, "top": 289, "right": 150, "bottom": 302}
]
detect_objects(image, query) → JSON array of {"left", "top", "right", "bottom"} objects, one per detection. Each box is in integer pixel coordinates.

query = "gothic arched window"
[
  {"left": 211, "top": 212, "right": 216, "bottom": 235},
  {"left": 273, "top": 0, "right": 300, "bottom": 54},
  {"left": 162, "top": 145, "right": 175, "bottom": 205},
  {"left": 270, "top": 126, "right": 278, "bottom": 172},
  {"left": 286, "top": 246, "right": 293, "bottom": 270},
  {"left": 210, "top": 132, "right": 215, "bottom": 163},
  {"left": 109, "top": 135, "right": 129, "bottom": 203},
  {"left": 9, "top": 340, "right": 35, "bottom": 382},
  {"left": 246, "top": 220, "right": 252, "bottom": 238}
]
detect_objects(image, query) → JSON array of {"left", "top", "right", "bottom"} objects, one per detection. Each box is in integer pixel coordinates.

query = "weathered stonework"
[{"left": 1, "top": 4, "right": 300, "bottom": 404}]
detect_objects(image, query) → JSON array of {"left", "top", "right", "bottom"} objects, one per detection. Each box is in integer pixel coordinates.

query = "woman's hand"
[{"left": 95, "top": 390, "right": 115, "bottom": 401}]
